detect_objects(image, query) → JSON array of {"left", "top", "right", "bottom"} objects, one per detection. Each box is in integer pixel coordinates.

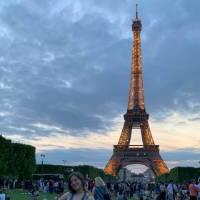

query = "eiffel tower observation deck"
[{"left": 104, "top": 5, "right": 169, "bottom": 176}]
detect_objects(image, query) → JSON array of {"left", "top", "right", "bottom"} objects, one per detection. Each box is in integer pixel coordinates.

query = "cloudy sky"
[{"left": 0, "top": 0, "right": 200, "bottom": 172}]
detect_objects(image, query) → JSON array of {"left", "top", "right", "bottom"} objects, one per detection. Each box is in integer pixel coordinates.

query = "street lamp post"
[
  {"left": 40, "top": 154, "right": 45, "bottom": 174},
  {"left": 62, "top": 160, "right": 68, "bottom": 179},
  {"left": 40, "top": 154, "right": 45, "bottom": 165},
  {"left": 62, "top": 160, "right": 67, "bottom": 166}
]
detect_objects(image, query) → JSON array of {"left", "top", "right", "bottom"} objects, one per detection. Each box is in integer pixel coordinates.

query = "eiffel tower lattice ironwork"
[{"left": 104, "top": 5, "right": 169, "bottom": 176}]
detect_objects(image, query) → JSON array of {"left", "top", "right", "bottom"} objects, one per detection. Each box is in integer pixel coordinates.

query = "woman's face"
[{"left": 70, "top": 175, "right": 83, "bottom": 192}]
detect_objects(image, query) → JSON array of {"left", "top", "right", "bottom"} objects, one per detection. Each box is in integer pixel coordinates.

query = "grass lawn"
[
  {"left": 5, "top": 189, "right": 60, "bottom": 200},
  {"left": 5, "top": 189, "right": 138, "bottom": 200}
]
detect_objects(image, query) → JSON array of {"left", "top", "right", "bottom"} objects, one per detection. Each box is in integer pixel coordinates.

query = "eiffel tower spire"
[
  {"left": 104, "top": 5, "right": 169, "bottom": 177},
  {"left": 136, "top": 4, "right": 138, "bottom": 19},
  {"left": 128, "top": 3, "right": 143, "bottom": 111}
]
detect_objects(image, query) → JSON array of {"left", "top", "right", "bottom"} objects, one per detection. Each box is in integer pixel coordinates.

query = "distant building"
[
  {"left": 143, "top": 169, "right": 155, "bottom": 183},
  {"left": 118, "top": 168, "right": 155, "bottom": 183}
]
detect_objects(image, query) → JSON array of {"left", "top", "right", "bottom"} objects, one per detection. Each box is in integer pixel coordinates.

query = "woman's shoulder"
[
  {"left": 59, "top": 192, "right": 72, "bottom": 200},
  {"left": 85, "top": 191, "right": 94, "bottom": 200}
]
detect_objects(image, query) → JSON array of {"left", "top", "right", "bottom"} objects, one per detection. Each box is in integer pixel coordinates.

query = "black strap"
[{"left": 69, "top": 193, "right": 73, "bottom": 200}]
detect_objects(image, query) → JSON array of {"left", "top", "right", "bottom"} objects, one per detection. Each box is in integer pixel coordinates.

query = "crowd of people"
[
  {"left": 0, "top": 178, "right": 65, "bottom": 199},
  {"left": 22, "top": 178, "right": 65, "bottom": 194},
  {"left": 0, "top": 173, "right": 200, "bottom": 200},
  {"left": 59, "top": 172, "right": 200, "bottom": 200}
]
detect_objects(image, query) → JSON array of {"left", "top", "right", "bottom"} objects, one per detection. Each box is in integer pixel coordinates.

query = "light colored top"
[
  {"left": 59, "top": 192, "right": 94, "bottom": 200},
  {"left": 167, "top": 183, "right": 174, "bottom": 195},
  {"left": 0, "top": 194, "right": 6, "bottom": 200}
]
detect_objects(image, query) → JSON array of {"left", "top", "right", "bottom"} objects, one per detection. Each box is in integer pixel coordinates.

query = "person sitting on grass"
[
  {"left": 31, "top": 183, "right": 39, "bottom": 200},
  {"left": 59, "top": 172, "right": 94, "bottom": 200}
]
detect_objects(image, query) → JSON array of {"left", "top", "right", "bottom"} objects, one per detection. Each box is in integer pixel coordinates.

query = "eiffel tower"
[{"left": 104, "top": 5, "right": 169, "bottom": 176}]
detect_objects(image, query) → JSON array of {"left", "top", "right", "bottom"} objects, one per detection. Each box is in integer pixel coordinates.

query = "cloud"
[
  {"left": 189, "top": 117, "right": 200, "bottom": 122},
  {"left": 0, "top": 0, "right": 133, "bottom": 138}
]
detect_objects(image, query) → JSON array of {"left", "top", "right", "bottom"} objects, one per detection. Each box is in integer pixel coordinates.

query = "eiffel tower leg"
[
  {"left": 141, "top": 120, "right": 155, "bottom": 145},
  {"left": 104, "top": 154, "right": 119, "bottom": 176},
  {"left": 105, "top": 121, "right": 132, "bottom": 175},
  {"left": 150, "top": 154, "right": 169, "bottom": 176},
  {"left": 118, "top": 121, "right": 132, "bottom": 145}
]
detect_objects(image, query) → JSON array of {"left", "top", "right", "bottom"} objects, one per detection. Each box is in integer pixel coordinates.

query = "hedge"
[
  {"left": 0, "top": 136, "right": 12, "bottom": 178},
  {"left": 0, "top": 135, "right": 36, "bottom": 179},
  {"left": 156, "top": 167, "right": 200, "bottom": 183},
  {"left": 36, "top": 164, "right": 115, "bottom": 181}
]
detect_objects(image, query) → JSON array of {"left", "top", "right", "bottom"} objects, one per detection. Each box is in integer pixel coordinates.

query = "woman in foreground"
[{"left": 59, "top": 172, "right": 94, "bottom": 200}]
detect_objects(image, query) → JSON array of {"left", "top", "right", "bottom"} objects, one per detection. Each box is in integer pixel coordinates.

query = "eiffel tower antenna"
[{"left": 136, "top": 4, "right": 138, "bottom": 19}]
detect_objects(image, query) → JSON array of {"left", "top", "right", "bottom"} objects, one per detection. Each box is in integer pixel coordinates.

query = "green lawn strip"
[
  {"left": 6, "top": 189, "right": 137, "bottom": 200},
  {"left": 6, "top": 189, "right": 60, "bottom": 200}
]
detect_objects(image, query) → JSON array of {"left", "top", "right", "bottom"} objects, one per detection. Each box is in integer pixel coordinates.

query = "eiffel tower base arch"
[{"left": 104, "top": 145, "right": 169, "bottom": 177}]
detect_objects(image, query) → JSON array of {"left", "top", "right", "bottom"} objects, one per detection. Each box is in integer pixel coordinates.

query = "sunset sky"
[{"left": 0, "top": 0, "right": 200, "bottom": 172}]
